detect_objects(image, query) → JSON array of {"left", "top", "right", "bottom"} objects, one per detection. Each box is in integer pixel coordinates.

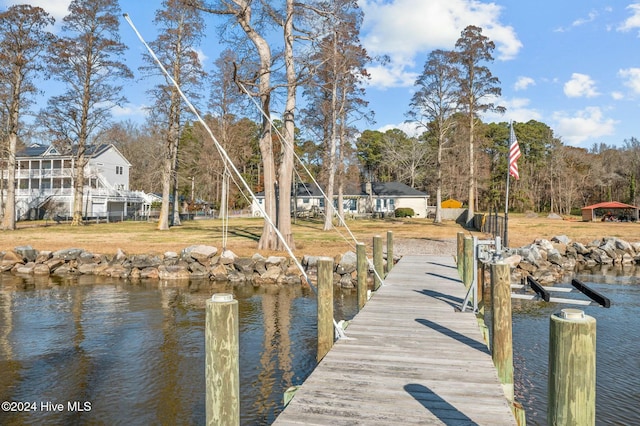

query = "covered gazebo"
[{"left": 581, "top": 201, "right": 639, "bottom": 222}]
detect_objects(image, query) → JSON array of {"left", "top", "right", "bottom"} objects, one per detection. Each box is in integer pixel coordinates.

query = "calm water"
[
  {"left": 0, "top": 275, "right": 358, "bottom": 425},
  {"left": 513, "top": 266, "right": 640, "bottom": 425},
  {"left": 0, "top": 268, "right": 638, "bottom": 425}
]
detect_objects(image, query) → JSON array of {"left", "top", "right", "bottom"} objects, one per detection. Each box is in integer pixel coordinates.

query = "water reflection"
[
  {"left": 0, "top": 275, "right": 357, "bottom": 425},
  {"left": 512, "top": 265, "right": 640, "bottom": 426}
]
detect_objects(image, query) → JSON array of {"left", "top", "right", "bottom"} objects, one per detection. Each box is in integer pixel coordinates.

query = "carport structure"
[{"left": 581, "top": 201, "right": 639, "bottom": 222}]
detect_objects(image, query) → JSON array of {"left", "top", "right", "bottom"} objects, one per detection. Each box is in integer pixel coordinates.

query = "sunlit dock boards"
[{"left": 273, "top": 255, "right": 517, "bottom": 425}]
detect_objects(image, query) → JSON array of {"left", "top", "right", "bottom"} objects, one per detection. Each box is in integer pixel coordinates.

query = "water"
[
  {"left": 0, "top": 275, "right": 358, "bottom": 425},
  {"left": 512, "top": 267, "right": 640, "bottom": 425},
  {"left": 1, "top": 269, "right": 638, "bottom": 425}
]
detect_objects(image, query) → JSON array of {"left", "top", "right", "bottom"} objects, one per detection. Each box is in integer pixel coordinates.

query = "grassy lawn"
[{"left": 0, "top": 214, "right": 638, "bottom": 256}]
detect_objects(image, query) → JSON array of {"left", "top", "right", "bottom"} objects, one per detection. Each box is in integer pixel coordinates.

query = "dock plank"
[{"left": 273, "top": 255, "right": 517, "bottom": 425}]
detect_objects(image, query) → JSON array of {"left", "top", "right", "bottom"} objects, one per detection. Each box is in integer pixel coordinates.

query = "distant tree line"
[{"left": 1, "top": 1, "right": 639, "bottom": 241}]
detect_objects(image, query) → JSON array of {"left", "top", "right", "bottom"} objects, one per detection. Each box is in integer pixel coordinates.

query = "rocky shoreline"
[
  {"left": 1, "top": 236, "right": 639, "bottom": 287},
  {"left": 509, "top": 235, "right": 640, "bottom": 283},
  {"left": 0, "top": 244, "right": 379, "bottom": 288}
]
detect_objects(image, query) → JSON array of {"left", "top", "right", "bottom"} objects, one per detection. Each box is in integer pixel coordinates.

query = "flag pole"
[{"left": 504, "top": 121, "right": 512, "bottom": 247}]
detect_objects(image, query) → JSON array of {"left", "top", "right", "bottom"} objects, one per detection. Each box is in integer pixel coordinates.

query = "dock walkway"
[{"left": 274, "top": 255, "right": 517, "bottom": 425}]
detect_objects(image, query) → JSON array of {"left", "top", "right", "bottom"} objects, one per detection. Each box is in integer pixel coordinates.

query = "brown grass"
[{"left": 0, "top": 214, "right": 638, "bottom": 257}]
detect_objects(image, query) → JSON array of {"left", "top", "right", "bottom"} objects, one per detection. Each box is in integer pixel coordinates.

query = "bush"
[{"left": 394, "top": 207, "right": 415, "bottom": 218}]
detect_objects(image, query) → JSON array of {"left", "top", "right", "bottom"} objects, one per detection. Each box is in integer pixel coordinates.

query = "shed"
[
  {"left": 581, "top": 201, "right": 639, "bottom": 222},
  {"left": 441, "top": 198, "right": 463, "bottom": 208}
]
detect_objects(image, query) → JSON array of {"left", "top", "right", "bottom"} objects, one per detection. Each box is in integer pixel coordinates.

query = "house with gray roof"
[
  {"left": 3, "top": 143, "right": 146, "bottom": 221},
  {"left": 251, "top": 181, "right": 430, "bottom": 218}
]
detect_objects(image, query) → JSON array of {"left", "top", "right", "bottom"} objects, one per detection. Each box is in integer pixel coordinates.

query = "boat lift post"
[{"left": 461, "top": 236, "right": 502, "bottom": 313}]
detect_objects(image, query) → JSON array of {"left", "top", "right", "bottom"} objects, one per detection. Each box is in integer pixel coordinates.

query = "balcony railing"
[{"left": 13, "top": 168, "right": 74, "bottom": 179}]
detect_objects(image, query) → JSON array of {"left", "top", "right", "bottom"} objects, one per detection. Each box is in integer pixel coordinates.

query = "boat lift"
[
  {"left": 511, "top": 276, "right": 611, "bottom": 307},
  {"left": 461, "top": 236, "right": 611, "bottom": 311}
]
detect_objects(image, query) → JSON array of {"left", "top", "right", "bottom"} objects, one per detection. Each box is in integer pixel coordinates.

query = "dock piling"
[
  {"left": 356, "top": 243, "right": 367, "bottom": 310},
  {"left": 386, "top": 231, "right": 394, "bottom": 273},
  {"left": 373, "top": 235, "right": 383, "bottom": 290},
  {"left": 205, "top": 293, "right": 239, "bottom": 426},
  {"left": 457, "top": 232, "right": 465, "bottom": 278},
  {"left": 548, "top": 309, "right": 596, "bottom": 426},
  {"left": 490, "top": 262, "right": 514, "bottom": 402},
  {"left": 317, "top": 257, "right": 334, "bottom": 361}
]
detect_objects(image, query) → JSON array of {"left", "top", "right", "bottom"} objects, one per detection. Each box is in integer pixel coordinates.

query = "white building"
[
  {"left": 251, "top": 181, "right": 430, "bottom": 218},
  {"left": 2, "top": 143, "right": 146, "bottom": 221}
]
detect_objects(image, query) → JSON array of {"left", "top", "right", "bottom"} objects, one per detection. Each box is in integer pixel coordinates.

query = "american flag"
[{"left": 509, "top": 122, "right": 521, "bottom": 180}]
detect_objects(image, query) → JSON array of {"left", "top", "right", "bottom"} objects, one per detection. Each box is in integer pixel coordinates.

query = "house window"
[{"left": 116, "top": 166, "right": 123, "bottom": 175}]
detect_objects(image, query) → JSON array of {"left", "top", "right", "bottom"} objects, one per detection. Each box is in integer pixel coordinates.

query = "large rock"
[
  {"left": 336, "top": 251, "right": 357, "bottom": 274},
  {"left": 254, "top": 266, "right": 282, "bottom": 285},
  {"left": 220, "top": 250, "right": 238, "bottom": 265},
  {"left": 33, "top": 264, "right": 50, "bottom": 276},
  {"left": 15, "top": 262, "right": 36, "bottom": 275},
  {"left": 551, "top": 235, "right": 571, "bottom": 245},
  {"left": 0, "top": 251, "right": 24, "bottom": 271},
  {"left": 158, "top": 265, "right": 190, "bottom": 280},
  {"left": 14, "top": 246, "right": 37, "bottom": 262},
  {"left": 78, "top": 263, "right": 99, "bottom": 275},
  {"left": 129, "top": 255, "right": 162, "bottom": 269},
  {"left": 183, "top": 245, "right": 218, "bottom": 264},
  {"left": 265, "top": 256, "right": 287, "bottom": 269},
  {"left": 52, "top": 248, "right": 85, "bottom": 260},
  {"left": 210, "top": 263, "right": 230, "bottom": 281},
  {"left": 234, "top": 258, "right": 255, "bottom": 277},
  {"left": 302, "top": 255, "right": 319, "bottom": 268}
]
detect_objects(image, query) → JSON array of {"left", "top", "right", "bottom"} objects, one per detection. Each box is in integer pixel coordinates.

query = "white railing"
[
  {"left": 16, "top": 188, "right": 74, "bottom": 197},
  {"left": 14, "top": 168, "right": 74, "bottom": 179}
]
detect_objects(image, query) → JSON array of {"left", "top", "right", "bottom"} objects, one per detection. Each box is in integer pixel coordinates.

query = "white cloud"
[
  {"left": 514, "top": 76, "right": 535, "bottom": 91},
  {"left": 113, "top": 103, "right": 147, "bottom": 118},
  {"left": 377, "top": 121, "right": 423, "bottom": 137},
  {"left": 611, "top": 91, "right": 625, "bottom": 100},
  {"left": 482, "top": 96, "right": 541, "bottom": 124},
  {"left": 1, "top": 0, "right": 70, "bottom": 26},
  {"left": 365, "top": 64, "right": 418, "bottom": 89},
  {"left": 195, "top": 48, "right": 208, "bottom": 66},
  {"left": 571, "top": 10, "right": 598, "bottom": 28},
  {"left": 618, "top": 67, "right": 640, "bottom": 94},
  {"left": 563, "top": 73, "right": 599, "bottom": 98},
  {"left": 618, "top": 3, "right": 640, "bottom": 32},
  {"left": 552, "top": 107, "right": 617, "bottom": 145},
  {"left": 359, "top": 0, "right": 522, "bottom": 89}
]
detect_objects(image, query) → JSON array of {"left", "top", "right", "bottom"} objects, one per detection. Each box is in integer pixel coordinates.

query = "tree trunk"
[
  {"left": 1, "top": 74, "right": 21, "bottom": 230},
  {"left": 434, "top": 136, "right": 443, "bottom": 223},
  {"left": 323, "top": 32, "right": 339, "bottom": 232},
  {"left": 71, "top": 152, "right": 85, "bottom": 225},
  {"left": 466, "top": 113, "right": 475, "bottom": 226},
  {"left": 236, "top": 9, "right": 277, "bottom": 250},
  {"left": 276, "top": 0, "right": 296, "bottom": 251},
  {"left": 2, "top": 133, "right": 17, "bottom": 230},
  {"left": 157, "top": 144, "right": 173, "bottom": 230}
]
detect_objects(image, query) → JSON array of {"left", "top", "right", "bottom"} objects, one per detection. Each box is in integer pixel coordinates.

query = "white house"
[
  {"left": 2, "top": 143, "right": 146, "bottom": 220},
  {"left": 251, "top": 181, "right": 430, "bottom": 218},
  {"left": 359, "top": 182, "right": 430, "bottom": 217}
]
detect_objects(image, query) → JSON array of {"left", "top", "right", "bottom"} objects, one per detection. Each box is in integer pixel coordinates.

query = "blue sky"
[{"left": 4, "top": 0, "right": 640, "bottom": 148}]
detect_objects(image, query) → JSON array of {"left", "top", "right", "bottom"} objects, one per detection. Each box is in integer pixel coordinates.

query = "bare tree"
[
  {"left": 300, "top": 0, "right": 370, "bottom": 230},
  {"left": 186, "top": 0, "right": 281, "bottom": 249},
  {"left": 409, "top": 49, "right": 459, "bottom": 223},
  {"left": 0, "top": 5, "right": 54, "bottom": 229},
  {"left": 141, "top": 0, "right": 205, "bottom": 230},
  {"left": 41, "top": 0, "right": 131, "bottom": 225},
  {"left": 453, "top": 25, "right": 504, "bottom": 225}
]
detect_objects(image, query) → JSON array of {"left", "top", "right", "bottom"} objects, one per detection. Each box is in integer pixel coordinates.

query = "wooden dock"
[{"left": 273, "top": 255, "right": 517, "bottom": 425}]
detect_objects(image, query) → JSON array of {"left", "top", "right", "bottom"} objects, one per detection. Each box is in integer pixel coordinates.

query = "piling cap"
[
  {"left": 211, "top": 293, "right": 234, "bottom": 302},
  {"left": 559, "top": 308, "right": 584, "bottom": 319}
]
